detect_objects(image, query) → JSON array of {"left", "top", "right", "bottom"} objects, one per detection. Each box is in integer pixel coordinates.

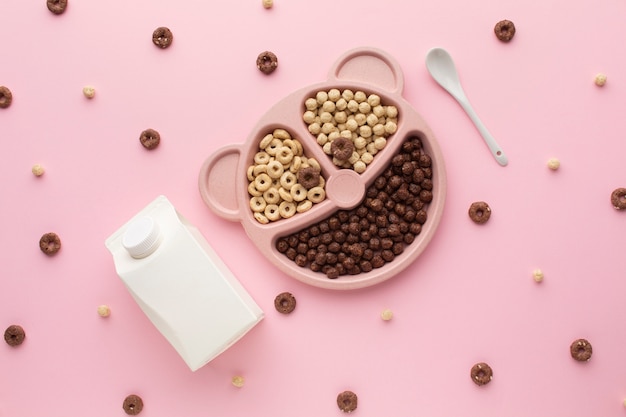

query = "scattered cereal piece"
[
  {"left": 594, "top": 73, "right": 607, "bottom": 87},
  {"left": 622, "top": 398, "right": 626, "bottom": 408},
  {"left": 0, "top": 86, "right": 12, "bottom": 108},
  {"left": 610, "top": 188, "right": 626, "bottom": 210},
  {"left": 336, "top": 390, "right": 358, "bottom": 413},
  {"left": 82, "top": 86, "right": 95, "bottom": 99},
  {"left": 381, "top": 309, "right": 393, "bottom": 321},
  {"left": 532, "top": 269, "right": 544, "bottom": 283},
  {"left": 152, "top": 27, "right": 173, "bottom": 48},
  {"left": 570, "top": 338, "right": 592, "bottom": 362},
  {"left": 97, "top": 305, "right": 111, "bottom": 317},
  {"left": 468, "top": 201, "right": 491, "bottom": 224},
  {"left": 231, "top": 375, "right": 245, "bottom": 387},
  {"left": 47, "top": 0, "right": 68, "bottom": 14},
  {"left": 39, "top": 232, "right": 61, "bottom": 255},
  {"left": 139, "top": 128, "right": 160, "bottom": 150},
  {"left": 547, "top": 157, "right": 560, "bottom": 170},
  {"left": 256, "top": 51, "right": 278, "bottom": 74},
  {"left": 274, "top": 292, "right": 296, "bottom": 314},
  {"left": 122, "top": 394, "right": 144, "bottom": 415},
  {"left": 470, "top": 362, "right": 493, "bottom": 385},
  {"left": 31, "top": 164, "right": 45, "bottom": 177},
  {"left": 262, "top": 0, "right": 273, "bottom": 8},
  {"left": 4, "top": 325, "right": 26, "bottom": 347},
  {"left": 494, "top": 19, "right": 515, "bottom": 42}
]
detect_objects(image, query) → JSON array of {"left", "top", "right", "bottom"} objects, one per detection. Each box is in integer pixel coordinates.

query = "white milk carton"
[{"left": 105, "top": 195, "right": 263, "bottom": 371}]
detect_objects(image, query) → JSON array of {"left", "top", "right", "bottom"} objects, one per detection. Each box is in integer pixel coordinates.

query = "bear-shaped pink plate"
[{"left": 199, "top": 47, "right": 447, "bottom": 290}]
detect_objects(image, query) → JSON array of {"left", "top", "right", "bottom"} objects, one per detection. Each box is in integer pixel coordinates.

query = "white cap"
[{"left": 122, "top": 217, "right": 162, "bottom": 258}]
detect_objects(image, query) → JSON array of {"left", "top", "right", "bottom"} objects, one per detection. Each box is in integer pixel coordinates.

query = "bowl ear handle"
[
  {"left": 327, "top": 47, "right": 404, "bottom": 95},
  {"left": 198, "top": 145, "right": 243, "bottom": 222}
]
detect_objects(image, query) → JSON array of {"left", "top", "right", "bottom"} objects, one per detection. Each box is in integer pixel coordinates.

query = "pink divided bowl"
[{"left": 199, "top": 47, "right": 447, "bottom": 290}]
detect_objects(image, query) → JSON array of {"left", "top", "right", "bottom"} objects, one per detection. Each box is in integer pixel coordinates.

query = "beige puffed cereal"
[
  {"left": 232, "top": 375, "right": 245, "bottom": 387},
  {"left": 547, "top": 157, "right": 560, "bottom": 170},
  {"left": 31, "top": 164, "right": 45, "bottom": 177},
  {"left": 83, "top": 86, "right": 96, "bottom": 99},
  {"left": 594, "top": 73, "right": 607, "bottom": 87},
  {"left": 264, "top": 204, "right": 280, "bottom": 221},
  {"left": 253, "top": 212, "right": 269, "bottom": 224},
  {"left": 278, "top": 201, "right": 296, "bottom": 218},
  {"left": 532, "top": 269, "right": 544, "bottom": 283},
  {"left": 381, "top": 309, "right": 393, "bottom": 321},
  {"left": 296, "top": 200, "right": 312, "bottom": 212},
  {"left": 97, "top": 305, "right": 111, "bottom": 317}
]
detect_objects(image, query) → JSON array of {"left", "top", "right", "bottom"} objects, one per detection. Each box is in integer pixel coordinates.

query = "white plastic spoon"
[{"left": 425, "top": 47, "right": 508, "bottom": 166}]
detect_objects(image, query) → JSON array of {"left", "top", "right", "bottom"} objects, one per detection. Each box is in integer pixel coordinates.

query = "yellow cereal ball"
[
  {"left": 532, "top": 269, "right": 544, "bottom": 283},
  {"left": 547, "top": 157, "right": 560, "bottom": 170},
  {"left": 231, "top": 375, "right": 245, "bottom": 387},
  {"left": 262, "top": 0, "right": 273, "bottom": 8},
  {"left": 623, "top": 398, "right": 626, "bottom": 408},
  {"left": 594, "top": 73, "right": 607, "bottom": 87},
  {"left": 83, "top": 86, "right": 96, "bottom": 99},
  {"left": 97, "top": 305, "right": 111, "bottom": 317},
  {"left": 32, "top": 164, "right": 45, "bottom": 176},
  {"left": 381, "top": 309, "right": 393, "bottom": 321}
]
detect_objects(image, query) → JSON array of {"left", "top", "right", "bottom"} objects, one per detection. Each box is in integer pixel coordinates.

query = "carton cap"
[{"left": 122, "top": 217, "right": 162, "bottom": 258}]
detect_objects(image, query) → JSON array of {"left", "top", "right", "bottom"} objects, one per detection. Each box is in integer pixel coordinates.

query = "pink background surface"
[{"left": 1, "top": 0, "right": 625, "bottom": 416}]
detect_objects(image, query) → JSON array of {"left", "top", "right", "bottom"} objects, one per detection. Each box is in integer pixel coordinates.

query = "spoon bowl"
[{"left": 426, "top": 47, "right": 508, "bottom": 166}]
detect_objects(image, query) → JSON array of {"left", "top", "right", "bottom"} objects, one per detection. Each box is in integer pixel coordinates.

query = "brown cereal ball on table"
[
  {"left": 570, "top": 338, "right": 592, "bottom": 362},
  {"left": 470, "top": 362, "right": 493, "bottom": 386},
  {"left": 494, "top": 19, "right": 516, "bottom": 42},
  {"left": 46, "top": 0, "right": 68, "bottom": 14},
  {"left": 611, "top": 188, "right": 626, "bottom": 210},
  {"left": 152, "top": 27, "right": 173, "bottom": 48},
  {"left": 4, "top": 325, "right": 26, "bottom": 347},
  {"left": 257, "top": 51, "right": 278, "bottom": 74},
  {"left": 123, "top": 394, "right": 144, "bottom": 415},
  {"left": 336, "top": 390, "right": 358, "bottom": 413},
  {"left": 39, "top": 232, "right": 61, "bottom": 255},
  {"left": 468, "top": 201, "right": 491, "bottom": 224}
]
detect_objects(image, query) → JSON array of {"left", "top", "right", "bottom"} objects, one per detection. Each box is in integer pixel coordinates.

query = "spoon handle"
[{"left": 456, "top": 97, "right": 508, "bottom": 166}]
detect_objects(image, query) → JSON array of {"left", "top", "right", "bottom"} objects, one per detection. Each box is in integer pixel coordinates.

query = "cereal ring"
[
  {"left": 296, "top": 199, "right": 312, "bottom": 213},
  {"left": 279, "top": 201, "right": 296, "bottom": 218},
  {"left": 494, "top": 19, "right": 516, "bottom": 42},
  {"left": 4, "top": 325, "right": 25, "bottom": 347},
  {"left": 122, "top": 394, "right": 144, "bottom": 415},
  {"left": 280, "top": 171, "right": 297, "bottom": 190},
  {"left": 276, "top": 147, "right": 294, "bottom": 165},
  {"left": 282, "top": 139, "right": 299, "bottom": 156},
  {"left": 274, "top": 292, "right": 296, "bottom": 314},
  {"left": 254, "top": 151, "right": 270, "bottom": 165},
  {"left": 39, "top": 232, "right": 61, "bottom": 255},
  {"left": 247, "top": 181, "right": 262, "bottom": 197},
  {"left": 468, "top": 201, "right": 491, "bottom": 224},
  {"left": 254, "top": 173, "right": 272, "bottom": 192},
  {"left": 307, "top": 157, "right": 321, "bottom": 171},
  {"left": 265, "top": 138, "right": 283, "bottom": 156},
  {"left": 263, "top": 187, "right": 280, "bottom": 205},
  {"left": 139, "top": 128, "right": 160, "bottom": 150},
  {"left": 266, "top": 160, "right": 284, "bottom": 179},
  {"left": 331, "top": 137, "right": 355, "bottom": 161},
  {"left": 297, "top": 167, "right": 321, "bottom": 189},
  {"left": 252, "top": 164, "right": 268, "bottom": 177},
  {"left": 231, "top": 375, "right": 245, "bottom": 387},
  {"left": 471, "top": 362, "right": 493, "bottom": 385},
  {"left": 611, "top": 188, "right": 626, "bottom": 210},
  {"left": 152, "top": 27, "right": 173, "bottom": 48},
  {"left": 250, "top": 196, "right": 267, "bottom": 212},
  {"left": 253, "top": 212, "right": 269, "bottom": 224},
  {"left": 336, "top": 390, "right": 358, "bottom": 413},
  {"left": 570, "top": 338, "right": 592, "bottom": 361},
  {"left": 273, "top": 128, "right": 291, "bottom": 140},
  {"left": 259, "top": 133, "right": 274, "bottom": 150},
  {"left": 289, "top": 184, "right": 308, "bottom": 202},
  {"left": 0, "top": 86, "right": 13, "bottom": 108},
  {"left": 46, "top": 0, "right": 68, "bottom": 14},
  {"left": 278, "top": 187, "right": 293, "bottom": 202},
  {"left": 256, "top": 51, "right": 278, "bottom": 74},
  {"left": 307, "top": 186, "right": 326, "bottom": 203},
  {"left": 264, "top": 204, "right": 280, "bottom": 221}
]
